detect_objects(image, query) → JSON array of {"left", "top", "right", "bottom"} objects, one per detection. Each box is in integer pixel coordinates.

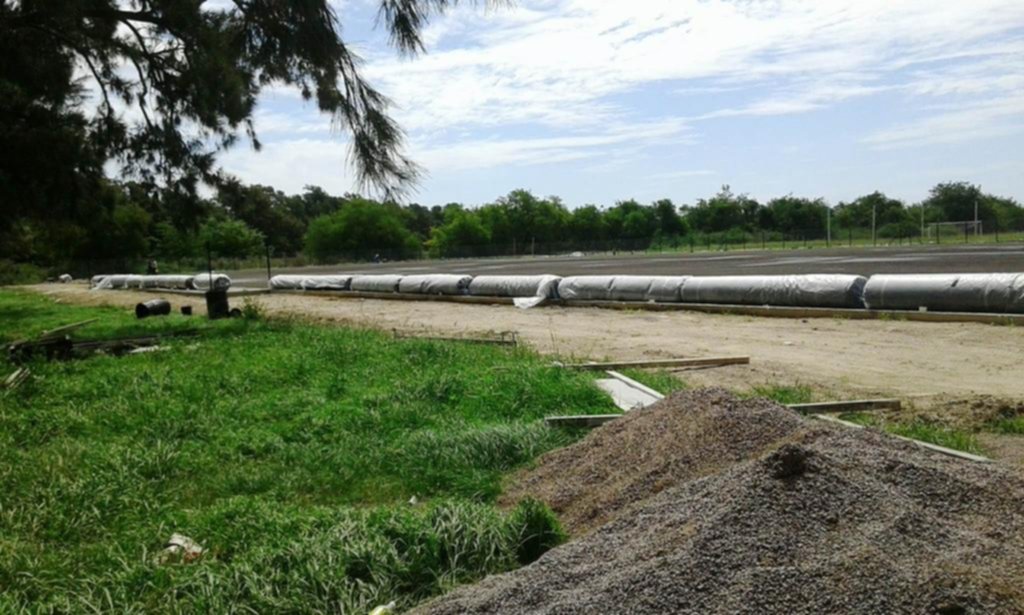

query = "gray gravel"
[{"left": 417, "top": 389, "right": 1024, "bottom": 615}]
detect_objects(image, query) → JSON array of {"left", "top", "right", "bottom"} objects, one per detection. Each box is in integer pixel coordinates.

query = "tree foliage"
[
  {"left": 305, "top": 198, "right": 421, "bottom": 261},
  {"left": 0, "top": 0, "right": 482, "bottom": 239}
]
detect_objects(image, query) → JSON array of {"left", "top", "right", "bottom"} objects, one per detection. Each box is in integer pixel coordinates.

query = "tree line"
[{"left": 2, "top": 180, "right": 1022, "bottom": 273}]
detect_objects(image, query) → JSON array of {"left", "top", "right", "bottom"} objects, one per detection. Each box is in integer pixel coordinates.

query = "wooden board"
[
  {"left": 545, "top": 414, "right": 622, "bottom": 428},
  {"left": 787, "top": 399, "right": 901, "bottom": 414},
  {"left": 564, "top": 356, "right": 749, "bottom": 370},
  {"left": 595, "top": 378, "right": 662, "bottom": 412}
]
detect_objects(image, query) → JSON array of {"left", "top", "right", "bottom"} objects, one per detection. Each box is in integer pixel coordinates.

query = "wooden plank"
[
  {"left": 564, "top": 356, "right": 749, "bottom": 370},
  {"left": 811, "top": 414, "right": 991, "bottom": 463},
  {"left": 3, "top": 367, "right": 29, "bottom": 390},
  {"left": 595, "top": 378, "right": 662, "bottom": 411},
  {"left": 787, "top": 399, "right": 902, "bottom": 414},
  {"left": 393, "top": 330, "right": 517, "bottom": 346},
  {"left": 545, "top": 414, "right": 622, "bottom": 428},
  {"left": 38, "top": 318, "right": 99, "bottom": 340},
  {"left": 604, "top": 370, "right": 666, "bottom": 401}
]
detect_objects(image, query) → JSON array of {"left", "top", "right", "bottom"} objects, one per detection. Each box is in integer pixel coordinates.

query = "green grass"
[
  {"left": 839, "top": 412, "right": 984, "bottom": 455},
  {"left": 617, "top": 368, "right": 688, "bottom": 394},
  {"left": 746, "top": 384, "right": 814, "bottom": 405},
  {"left": 985, "top": 416, "right": 1024, "bottom": 435},
  {"left": 0, "top": 290, "right": 613, "bottom": 612}
]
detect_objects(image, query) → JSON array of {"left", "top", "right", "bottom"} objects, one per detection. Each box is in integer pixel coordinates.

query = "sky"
[{"left": 215, "top": 0, "right": 1024, "bottom": 208}]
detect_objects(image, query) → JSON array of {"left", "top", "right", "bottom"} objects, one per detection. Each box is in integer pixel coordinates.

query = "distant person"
[
  {"left": 373, "top": 253, "right": 381, "bottom": 263},
  {"left": 146, "top": 259, "right": 159, "bottom": 275}
]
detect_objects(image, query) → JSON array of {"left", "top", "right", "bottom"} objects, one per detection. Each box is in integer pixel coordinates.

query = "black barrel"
[
  {"left": 205, "top": 290, "right": 231, "bottom": 320},
  {"left": 136, "top": 299, "right": 171, "bottom": 319},
  {"left": 180, "top": 306, "right": 193, "bottom": 316}
]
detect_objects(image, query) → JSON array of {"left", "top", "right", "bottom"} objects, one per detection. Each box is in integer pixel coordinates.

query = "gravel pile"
[
  {"left": 417, "top": 389, "right": 1024, "bottom": 615},
  {"left": 500, "top": 387, "right": 806, "bottom": 535}
]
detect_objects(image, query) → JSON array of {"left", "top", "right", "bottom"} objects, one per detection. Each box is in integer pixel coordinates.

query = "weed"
[{"left": 747, "top": 384, "right": 813, "bottom": 405}]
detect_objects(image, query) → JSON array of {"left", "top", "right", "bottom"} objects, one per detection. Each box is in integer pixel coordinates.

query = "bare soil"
[{"left": 32, "top": 284, "right": 1024, "bottom": 401}]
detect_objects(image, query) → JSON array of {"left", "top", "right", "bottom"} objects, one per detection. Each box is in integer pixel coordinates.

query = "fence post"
[
  {"left": 264, "top": 239, "right": 272, "bottom": 285},
  {"left": 690, "top": 236, "right": 694, "bottom": 253},
  {"left": 782, "top": 233, "right": 786, "bottom": 249},
  {"left": 848, "top": 228, "right": 852, "bottom": 247},
  {"left": 964, "top": 224, "right": 969, "bottom": 244},
  {"left": 761, "top": 232, "right": 766, "bottom": 250}
]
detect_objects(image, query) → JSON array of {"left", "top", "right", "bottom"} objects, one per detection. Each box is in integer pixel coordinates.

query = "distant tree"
[
  {"left": 304, "top": 198, "right": 421, "bottom": 262},
  {"left": 217, "top": 181, "right": 304, "bottom": 255},
  {"left": 763, "top": 196, "right": 828, "bottom": 235},
  {"left": 685, "top": 186, "right": 761, "bottom": 233},
  {"left": 652, "top": 198, "right": 687, "bottom": 237},
  {"left": 835, "top": 192, "right": 909, "bottom": 230},
  {"left": 199, "top": 218, "right": 264, "bottom": 259},
  {"left": 428, "top": 210, "right": 490, "bottom": 257},
  {"left": 568, "top": 205, "right": 607, "bottom": 246}
]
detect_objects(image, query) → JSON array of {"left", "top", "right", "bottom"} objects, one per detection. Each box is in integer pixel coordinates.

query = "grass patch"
[
  {"left": 985, "top": 416, "right": 1024, "bottom": 435},
  {"left": 0, "top": 290, "right": 612, "bottom": 612},
  {"left": 747, "top": 384, "right": 814, "bottom": 405},
  {"left": 838, "top": 412, "right": 984, "bottom": 455},
  {"left": 617, "top": 368, "right": 688, "bottom": 394}
]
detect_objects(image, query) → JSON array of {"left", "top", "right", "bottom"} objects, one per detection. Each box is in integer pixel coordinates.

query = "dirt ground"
[{"left": 32, "top": 283, "right": 1024, "bottom": 401}]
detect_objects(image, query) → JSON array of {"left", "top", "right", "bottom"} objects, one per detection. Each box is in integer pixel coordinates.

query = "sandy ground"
[{"left": 31, "top": 283, "right": 1024, "bottom": 401}]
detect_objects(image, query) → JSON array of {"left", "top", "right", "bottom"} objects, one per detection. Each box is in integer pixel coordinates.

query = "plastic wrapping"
[
  {"left": 468, "top": 275, "right": 561, "bottom": 298},
  {"left": 863, "top": 273, "right": 1024, "bottom": 313},
  {"left": 557, "top": 276, "right": 688, "bottom": 302},
  {"left": 679, "top": 274, "right": 868, "bottom": 308},
  {"left": 90, "top": 274, "right": 110, "bottom": 288},
  {"left": 140, "top": 275, "right": 194, "bottom": 290},
  {"left": 191, "top": 272, "right": 232, "bottom": 291},
  {"left": 398, "top": 274, "right": 473, "bottom": 295},
  {"left": 608, "top": 276, "right": 688, "bottom": 302},
  {"left": 94, "top": 274, "right": 145, "bottom": 290},
  {"left": 557, "top": 276, "right": 615, "bottom": 301},
  {"left": 269, "top": 274, "right": 353, "bottom": 291},
  {"left": 350, "top": 274, "right": 403, "bottom": 293}
]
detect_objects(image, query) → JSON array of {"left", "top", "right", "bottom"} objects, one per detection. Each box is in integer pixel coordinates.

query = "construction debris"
[
  {"left": 156, "top": 533, "right": 204, "bottom": 564},
  {"left": 419, "top": 389, "right": 1024, "bottom": 614},
  {"left": 3, "top": 367, "right": 30, "bottom": 391},
  {"left": 7, "top": 330, "right": 199, "bottom": 364}
]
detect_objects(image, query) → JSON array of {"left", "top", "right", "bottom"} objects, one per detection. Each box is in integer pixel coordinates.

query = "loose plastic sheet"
[
  {"left": 468, "top": 275, "right": 561, "bottom": 298},
  {"left": 94, "top": 274, "right": 146, "bottom": 290},
  {"left": 269, "top": 274, "right": 353, "bottom": 291},
  {"left": 863, "top": 273, "right": 1024, "bottom": 313},
  {"left": 398, "top": 274, "right": 473, "bottom": 295},
  {"left": 679, "top": 274, "right": 868, "bottom": 308},
  {"left": 350, "top": 274, "right": 403, "bottom": 293},
  {"left": 191, "top": 272, "right": 232, "bottom": 291}
]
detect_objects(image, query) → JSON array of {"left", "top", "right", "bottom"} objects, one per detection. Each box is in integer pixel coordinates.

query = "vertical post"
[
  {"left": 689, "top": 235, "right": 694, "bottom": 253},
  {"left": 871, "top": 205, "right": 877, "bottom": 247},
  {"left": 826, "top": 207, "right": 831, "bottom": 248},
  {"left": 964, "top": 223, "right": 969, "bottom": 244},
  {"left": 206, "top": 242, "right": 213, "bottom": 289},
  {"left": 265, "top": 239, "right": 272, "bottom": 285},
  {"left": 974, "top": 192, "right": 980, "bottom": 237},
  {"left": 848, "top": 228, "right": 852, "bottom": 247},
  {"left": 531, "top": 236, "right": 535, "bottom": 256},
  {"left": 761, "top": 232, "right": 766, "bottom": 250},
  {"left": 782, "top": 233, "right": 786, "bottom": 249},
  {"left": 920, "top": 203, "right": 925, "bottom": 244}
]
